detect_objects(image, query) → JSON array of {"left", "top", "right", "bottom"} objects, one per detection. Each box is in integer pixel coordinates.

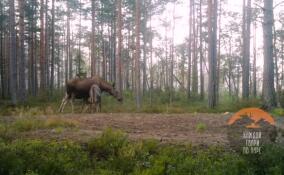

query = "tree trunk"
[
  {"left": 199, "top": 0, "right": 204, "bottom": 99},
  {"left": 135, "top": 0, "right": 141, "bottom": 109},
  {"left": 253, "top": 22, "right": 257, "bottom": 97},
  {"left": 115, "top": 0, "right": 123, "bottom": 93},
  {"left": 242, "top": 0, "right": 251, "bottom": 99},
  {"left": 50, "top": 0, "right": 55, "bottom": 94},
  {"left": 18, "top": 0, "right": 26, "bottom": 102},
  {"left": 45, "top": 0, "right": 50, "bottom": 90},
  {"left": 67, "top": 5, "right": 72, "bottom": 79},
  {"left": 208, "top": 0, "right": 218, "bottom": 108},
  {"left": 262, "top": 0, "right": 276, "bottom": 108},
  {"left": 149, "top": 0, "right": 153, "bottom": 105},
  {"left": 170, "top": 2, "right": 176, "bottom": 103},
  {"left": 9, "top": 0, "right": 17, "bottom": 105},
  {"left": 40, "top": 0, "right": 46, "bottom": 91},
  {"left": 216, "top": 0, "right": 221, "bottom": 102},
  {"left": 192, "top": 1, "right": 198, "bottom": 95},
  {"left": 187, "top": 0, "right": 193, "bottom": 98},
  {"left": 91, "top": 0, "right": 96, "bottom": 76}
]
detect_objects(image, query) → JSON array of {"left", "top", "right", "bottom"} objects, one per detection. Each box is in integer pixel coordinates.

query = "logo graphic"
[{"left": 227, "top": 108, "right": 277, "bottom": 154}]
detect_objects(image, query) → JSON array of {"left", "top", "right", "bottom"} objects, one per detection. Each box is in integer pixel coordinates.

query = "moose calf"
[{"left": 88, "top": 84, "right": 101, "bottom": 112}]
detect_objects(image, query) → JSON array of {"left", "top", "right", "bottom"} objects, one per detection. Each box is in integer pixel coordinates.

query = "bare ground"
[
  {"left": 7, "top": 113, "right": 284, "bottom": 146},
  {"left": 19, "top": 113, "right": 233, "bottom": 146}
]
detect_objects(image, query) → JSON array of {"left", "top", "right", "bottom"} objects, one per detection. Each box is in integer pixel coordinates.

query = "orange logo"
[{"left": 227, "top": 108, "right": 275, "bottom": 128}]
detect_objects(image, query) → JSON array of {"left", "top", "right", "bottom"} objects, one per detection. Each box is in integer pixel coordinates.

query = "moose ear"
[{"left": 112, "top": 82, "right": 115, "bottom": 88}]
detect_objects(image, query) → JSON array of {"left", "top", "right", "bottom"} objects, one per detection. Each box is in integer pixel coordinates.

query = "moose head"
[{"left": 111, "top": 82, "right": 123, "bottom": 102}]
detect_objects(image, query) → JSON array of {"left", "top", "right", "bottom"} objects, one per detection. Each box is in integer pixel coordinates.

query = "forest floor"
[{"left": 9, "top": 113, "right": 283, "bottom": 146}]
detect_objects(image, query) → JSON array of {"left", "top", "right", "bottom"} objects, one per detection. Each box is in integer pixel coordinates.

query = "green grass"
[
  {"left": 0, "top": 90, "right": 264, "bottom": 116},
  {"left": 271, "top": 108, "right": 284, "bottom": 117},
  {"left": 0, "top": 129, "right": 283, "bottom": 175},
  {"left": 0, "top": 116, "right": 79, "bottom": 134},
  {"left": 196, "top": 122, "right": 206, "bottom": 132}
]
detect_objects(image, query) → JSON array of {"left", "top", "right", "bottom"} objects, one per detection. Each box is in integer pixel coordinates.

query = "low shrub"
[
  {"left": 196, "top": 122, "right": 206, "bottom": 132},
  {"left": 0, "top": 129, "right": 284, "bottom": 175}
]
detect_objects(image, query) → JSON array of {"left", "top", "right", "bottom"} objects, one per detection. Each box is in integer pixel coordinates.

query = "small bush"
[
  {"left": 0, "top": 140, "right": 92, "bottom": 175},
  {"left": 44, "top": 117, "right": 78, "bottom": 128},
  {"left": 0, "top": 130, "right": 284, "bottom": 175},
  {"left": 196, "top": 122, "right": 206, "bottom": 133},
  {"left": 271, "top": 108, "right": 284, "bottom": 117},
  {"left": 12, "top": 117, "right": 44, "bottom": 132}
]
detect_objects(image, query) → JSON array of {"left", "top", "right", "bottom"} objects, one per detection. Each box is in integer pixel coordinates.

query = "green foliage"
[
  {"left": 279, "top": 90, "right": 284, "bottom": 108},
  {"left": 196, "top": 122, "right": 206, "bottom": 133},
  {"left": 271, "top": 108, "right": 284, "bottom": 117},
  {"left": 0, "top": 130, "right": 284, "bottom": 175},
  {"left": 0, "top": 140, "right": 92, "bottom": 175},
  {"left": 12, "top": 117, "right": 45, "bottom": 132},
  {"left": 0, "top": 89, "right": 264, "bottom": 115},
  {"left": 243, "top": 144, "right": 284, "bottom": 175},
  {"left": 44, "top": 117, "right": 78, "bottom": 128}
]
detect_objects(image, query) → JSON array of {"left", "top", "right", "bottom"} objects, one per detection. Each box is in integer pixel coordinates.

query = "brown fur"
[{"left": 58, "top": 76, "right": 122, "bottom": 112}]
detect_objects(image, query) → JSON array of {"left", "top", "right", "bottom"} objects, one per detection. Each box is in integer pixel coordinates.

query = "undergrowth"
[
  {"left": 0, "top": 90, "right": 264, "bottom": 116},
  {"left": 0, "top": 129, "right": 283, "bottom": 175}
]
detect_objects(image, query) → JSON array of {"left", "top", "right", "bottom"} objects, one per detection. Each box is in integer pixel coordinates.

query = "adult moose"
[{"left": 58, "top": 76, "right": 123, "bottom": 113}]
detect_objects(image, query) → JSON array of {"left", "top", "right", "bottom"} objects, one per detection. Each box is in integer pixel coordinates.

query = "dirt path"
[
  {"left": 17, "top": 113, "right": 284, "bottom": 146},
  {"left": 19, "top": 113, "right": 229, "bottom": 146}
]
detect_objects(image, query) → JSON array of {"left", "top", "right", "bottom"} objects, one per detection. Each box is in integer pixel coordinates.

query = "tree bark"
[
  {"left": 50, "top": 0, "right": 55, "bottom": 94},
  {"left": 208, "top": 0, "right": 218, "bottom": 108},
  {"left": 40, "top": 0, "right": 46, "bottom": 91},
  {"left": 18, "top": 0, "right": 26, "bottom": 101},
  {"left": 91, "top": 0, "right": 96, "bottom": 76},
  {"left": 262, "top": 0, "right": 276, "bottom": 108},
  {"left": 199, "top": 0, "right": 204, "bottom": 99},
  {"left": 192, "top": 1, "right": 198, "bottom": 95},
  {"left": 242, "top": 0, "right": 251, "bottom": 99},
  {"left": 187, "top": 0, "right": 193, "bottom": 98},
  {"left": 9, "top": 0, "right": 17, "bottom": 105},
  {"left": 135, "top": 0, "right": 141, "bottom": 109},
  {"left": 116, "top": 0, "right": 123, "bottom": 93}
]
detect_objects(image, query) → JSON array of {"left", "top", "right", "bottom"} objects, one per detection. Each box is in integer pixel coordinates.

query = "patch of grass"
[
  {"left": 44, "top": 117, "right": 78, "bottom": 128},
  {"left": 0, "top": 90, "right": 264, "bottom": 115},
  {"left": 12, "top": 117, "right": 45, "bottom": 132},
  {"left": 271, "top": 108, "right": 284, "bottom": 117},
  {"left": 10, "top": 116, "right": 78, "bottom": 133},
  {"left": 0, "top": 129, "right": 284, "bottom": 175},
  {"left": 196, "top": 122, "right": 206, "bottom": 133}
]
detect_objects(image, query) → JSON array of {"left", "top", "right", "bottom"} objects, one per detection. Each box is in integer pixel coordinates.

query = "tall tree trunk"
[
  {"left": 216, "top": 0, "right": 221, "bottom": 102},
  {"left": 253, "top": 21, "right": 257, "bottom": 97},
  {"left": 91, "top": 0, "right": 96, "bottom": 76},
  {"left": 40, "top": 0, "right": 46, "bottom": 91},
  {"left": 192, "top": 1, "right": 198, "bottom": 95},
  {"left": 208, "top": 0, "right": 218, "bottom": 108},
  {"left": 45, "top": 0, "right": 50, "bottom": 89},
  {"left": 242, "top": 0, "right": 251, "bottom": 99},
  {"left": 149, "top": 0, "right": 153, "bottom": 105},
  {"left": 9, "top": 0, "right": 17, "bottom": 105},
  {"left": 273, "top": 19, "right": 280, "bottom": 106},
  {"left": 18, "top": 0, "right": 26, "bottom": 102},
  {"left": 187, "top": 0, "right": 193, "bottom": 98},
  {"left": 0, "top": 0, "right": 3, "bottom": 98},
  {"left": 50, "top": 0, "right": 55, "bottom": 94},
  {"left": 67, "top": 5, "right": 72, "bottom": 79},
  {"left": 135, "top": 0, "right": 141, "bottom": 109},
  {"left": 142, "top": 5, "right": 147, "bottom": 95},
  {"left": 170, "top": 2, "right": 176, "bottom": 103},
  {"left": 199, "top": 0, "right": 204, "bottom": 99},
  {"left": 116, "top": 0, "right": 123, "bottom": 93},
  {"left": 262, "top": 0, "right": 276, "bottom": 108}
]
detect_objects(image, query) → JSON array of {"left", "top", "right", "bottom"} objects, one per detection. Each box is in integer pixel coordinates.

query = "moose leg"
[
  {"left": 58, "top": 93, "right": 69, "bottom": 112},
  {"left": 81, "top": 104, "right": 89, "bottom": 113},
  {"left": 70, "top": 96, "right": 74, "bottom": 113}
]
